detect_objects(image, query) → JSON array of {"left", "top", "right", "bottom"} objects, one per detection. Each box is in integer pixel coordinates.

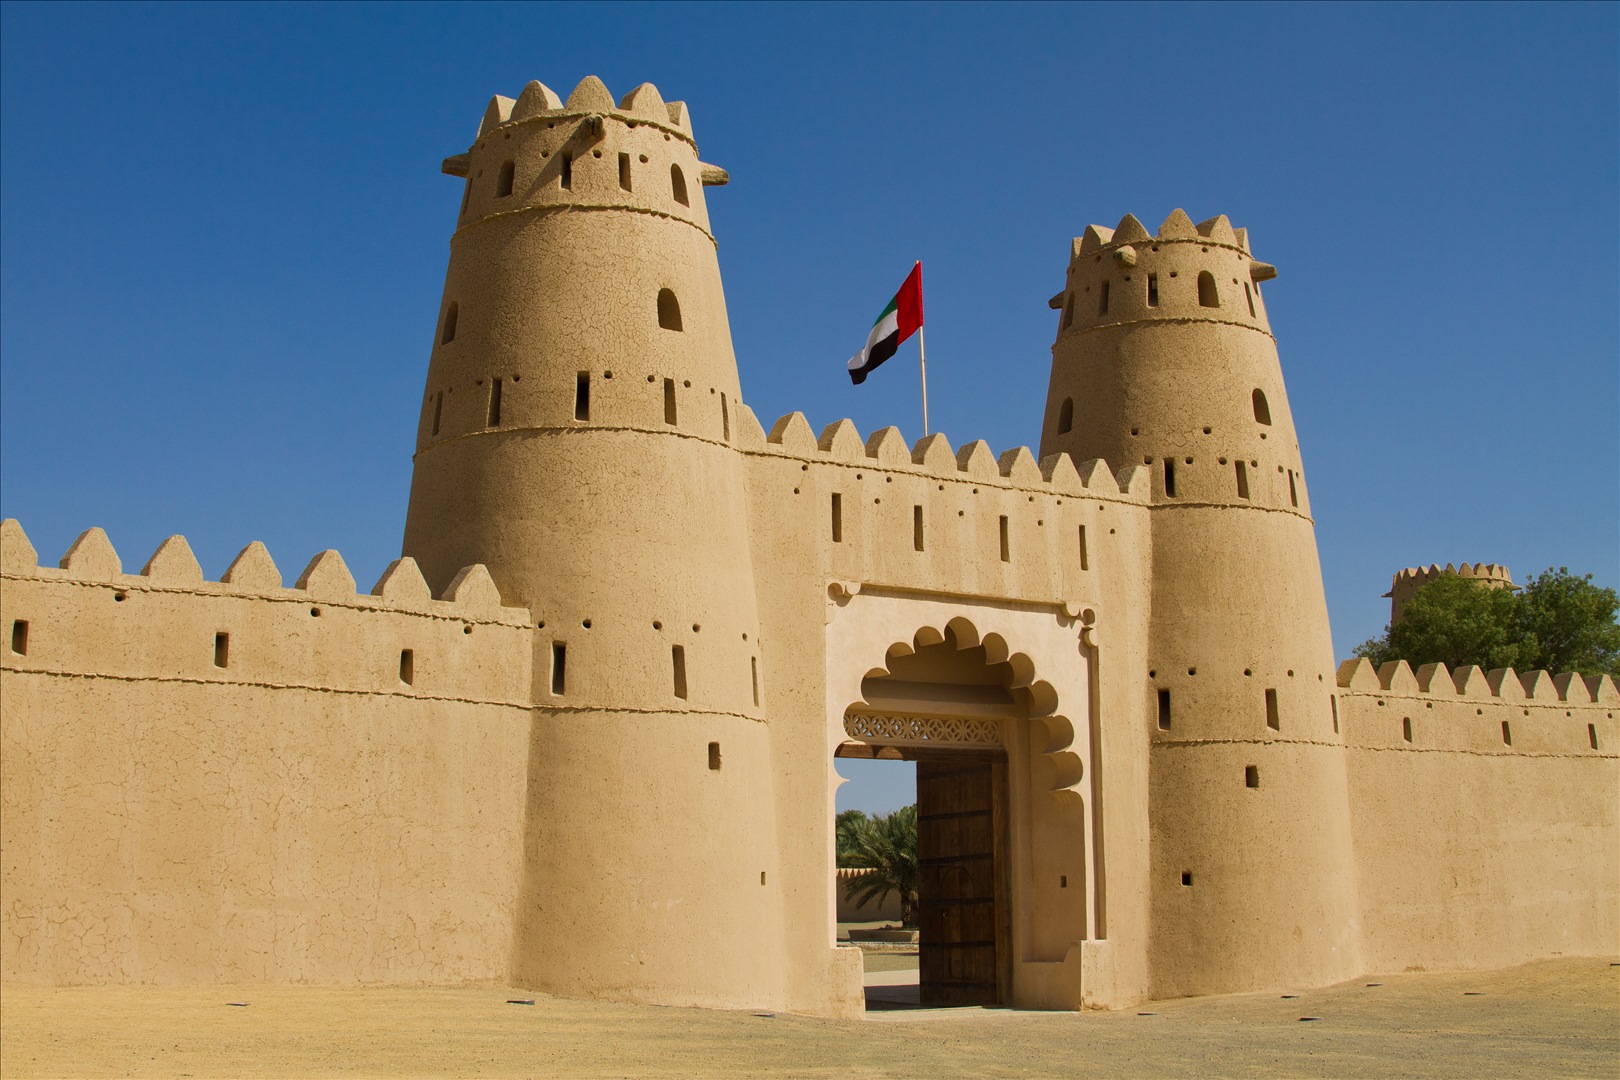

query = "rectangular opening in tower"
[
  {"left": 1098, "top": 281, "right": 1109, "bottom": 316},
  {"left": 550, "top": 643, "right": 566, "bottom": 695},
  {"left": 618, "top": 152, "right": 632, "bottom": 191},
  {"left": 708, "top": 741, "right": 721, "bottom": 770},
  {"left": 663, "top": 379, "right": 677, "bottom": 425},
  {"left": 488, "top": 378, "right": 503, "bottom": 427},
  {"left": 399, "top": 648, "right": 414, "bottom": 686},
  {"left": 1288, "top": 470, "right": 1298, "bottom": 507},
  {"left": 1078, "top": 524, "right": 1089, "bottom": 571},
  {"left": 575, "top": 372, "right": 590, "bottom": 421},
  {"left": 913, "top": 505, "right": 925, "bottom": 551},
  {"left": 1265, "top": 688, "right": 1280, "bottom": 731},
  {"left": 721, "top": 393, "right": 730, "bottom": 440},
  {"left": 1157, "top": 689, "right": 1171, "bottom": 730},
  {"left": 431, "top": 392, "right": 443, "bottom": 437},
  {"left": 1244, "top": 281, "right": 1255, "bottom": 316},
  {"left": 1245, "top": 765, "right": 1259, "bottom": 788},
  {"left": 1331, "top": 695, "right": 1339, "bottom": 733},
  {"left": 1590, "top": 723, "right": 1600, "bottom": 750},
  {"left": 1163, "top": 459, "right": 1176, "bottom": 498},
  {"left": 672, "top": 645, "right": 688, "bottom": 700},
  {"left": 1402, "top": 717, "right": 1413, "bottom": 743},
  {"left": 1062, "top": 293, "right": 1074, "bottom": 328},
  {"left": 213, "top": 632, "right": 229, "bottom": 669},
  {"left": 11, "top": 619, "right": 27, "bottom": 656},
  {"left": 1147, "top": 274, "right": 1159, "bottom": 307},
  {"left": 998, "top": 516, "right": 1009, "bottom": 562},
  {"left": 831, "top": 494, "right": 843, "bottom": 543},
  {"left": 751, "top": 656, "right": 759, "bottom": 706},
  {"left": 1501, "top": 720, "right": 1512, "bottom": 746},
  {"left": 560, "top": 153, "right": 572, "bottom": 190},
  {"left": 1235, "top": 460, "right": 1250, "bottom": 500}
]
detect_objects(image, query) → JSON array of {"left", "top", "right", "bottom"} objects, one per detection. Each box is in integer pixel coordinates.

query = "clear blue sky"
[{"left": 4, "top": 3, "right": 1615, "bottom": 814}]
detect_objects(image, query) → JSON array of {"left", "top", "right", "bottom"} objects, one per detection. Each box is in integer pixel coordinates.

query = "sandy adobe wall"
[
  {"left": 1336, "top": 658, "right": 1619, "bottom": 973},
  {"left": 0, "top": 520, "right": 534, "bottom": 986},
  {"left": 737, "top": 405, "right": 1157, "bottom": 1010}
]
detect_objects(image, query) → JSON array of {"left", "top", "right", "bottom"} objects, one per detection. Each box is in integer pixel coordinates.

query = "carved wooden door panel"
[{"left": 917, "top": 758, "right": 1007, "bottom": 1006}]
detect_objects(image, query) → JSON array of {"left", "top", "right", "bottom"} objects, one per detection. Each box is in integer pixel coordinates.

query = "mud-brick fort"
[{"left": 2, "top": 76, "right": 1614, "bottom": 1017}]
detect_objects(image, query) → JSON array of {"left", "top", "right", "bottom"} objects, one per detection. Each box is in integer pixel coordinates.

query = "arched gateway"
[{"left": 825, "top": 586, "right": 1106, "bottom": 1009}]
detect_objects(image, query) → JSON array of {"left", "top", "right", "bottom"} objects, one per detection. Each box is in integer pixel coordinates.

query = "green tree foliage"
[
  {"left": 836, "top": 805, "right": 919, "bottom": 926},
  {"left": 1355, "top": 567, "right": 1620, "bottom": 677},
  {"left": 835, "top": 809, "right": 868, "bottom": 861}
]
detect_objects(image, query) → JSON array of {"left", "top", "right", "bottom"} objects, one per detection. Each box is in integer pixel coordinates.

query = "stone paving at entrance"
[{"left": 1, "top": 958, "right": 1614, "bottom": 1078}]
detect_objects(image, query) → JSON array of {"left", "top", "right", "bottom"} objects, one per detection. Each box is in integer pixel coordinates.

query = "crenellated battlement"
[
  {"left": 0, "top": 518, "right": 529, "bottom": 625},
  {"left": 1336, "top": 656, "right": 1618, "bottom": 705},
  {"left": 1383, "top": 562, "right": 1518, "bottom": 623}
]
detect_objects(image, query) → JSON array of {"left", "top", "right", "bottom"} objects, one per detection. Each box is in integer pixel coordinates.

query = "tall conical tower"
[
  {"left": 1039, "top": 210, "right": 1360, "bottom": 997},
  {"left": 402, "top": 77, "right": 785, "bottom": 1008}
]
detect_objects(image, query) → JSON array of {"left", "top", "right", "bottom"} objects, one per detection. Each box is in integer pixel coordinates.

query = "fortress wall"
[
  {"left": 0, "top": 522, "right": 534, "bottom": 986},
  {"left": 738, "top": 407, "right": 1157, "bottom": 1010},
  {"left": 1336, "top": 658, "right": 1619, "bottom": 973}
]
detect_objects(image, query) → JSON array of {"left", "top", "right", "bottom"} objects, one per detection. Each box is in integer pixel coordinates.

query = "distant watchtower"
[
  {"left": 1385, "top": 562, "right": 1518, "bottom": 624},
  {"left": 1039, "top": 210, "right": 1361, "bottom": 998},
  {"left": 402, "top": 77, "right": 786, "bottom": 1008}
]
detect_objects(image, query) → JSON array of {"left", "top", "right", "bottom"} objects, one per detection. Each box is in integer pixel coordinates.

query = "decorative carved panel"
[{"left": 844, "top": 712, "right": 1002, "bottom": 747}]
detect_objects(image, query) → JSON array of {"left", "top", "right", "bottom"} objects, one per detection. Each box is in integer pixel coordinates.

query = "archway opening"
[{"left": 835, "top": 627, "right": 1040, "bottom": 1008}]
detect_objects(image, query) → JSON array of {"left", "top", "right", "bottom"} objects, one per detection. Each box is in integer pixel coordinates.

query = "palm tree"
[{"left": 838, "top": 805, "right": 918, "bottom": 926}]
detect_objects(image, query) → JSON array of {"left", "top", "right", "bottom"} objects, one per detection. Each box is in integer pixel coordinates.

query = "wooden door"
[{"left": 917, "top": 758, "right": 1007, "bottom": 1006}]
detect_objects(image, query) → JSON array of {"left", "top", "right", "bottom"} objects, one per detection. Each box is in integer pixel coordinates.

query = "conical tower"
[
  {"left": 402, "top": 77, "right": 785, "bottom": 1008},
  {"left": 1040, "top": 210, "right": 1360, "bottom": 997}
]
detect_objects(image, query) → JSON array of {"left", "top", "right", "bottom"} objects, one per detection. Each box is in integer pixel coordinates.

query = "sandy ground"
[{"left": 2, "top": 957, "right": 1615, "bottom": 1079}]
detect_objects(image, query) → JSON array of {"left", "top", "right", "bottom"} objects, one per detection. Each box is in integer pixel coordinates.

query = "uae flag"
[{"left": 847, "top": 263, "right": 923, "bottom": 385}]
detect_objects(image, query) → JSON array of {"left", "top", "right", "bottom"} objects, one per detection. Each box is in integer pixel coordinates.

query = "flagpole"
[{"left": 918, "top": 324, "right": 930, "bottom": 436}]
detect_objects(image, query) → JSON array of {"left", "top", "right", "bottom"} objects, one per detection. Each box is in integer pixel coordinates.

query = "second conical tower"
[{"left": 1040, "top": 209, "right": 1361, "bottom": 998}]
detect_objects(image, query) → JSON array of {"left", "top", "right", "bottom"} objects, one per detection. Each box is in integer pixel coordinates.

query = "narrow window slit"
[
  {"left": 1057, "top": 398, "right": 1073, "bottom": 435},
  {"left": 560, "top": 153, "right": 572, "bottom": 190},
  {"left": 1402, "top": 717, "right": 1413, "bottom": 742},
  {"left": 913, "top": 505, "right": 924, "bottom": 552},
  {"left": 1252, "top": 389, "right": 1271, "bottom": 425},
  {"left": 998, "top": 516, "right": 1010, "bottom": 562},
  {"left": 1245, "top": 765, "right": 1260, "bottom": 788},
  {"left": 1331, "top": 695, "right": 1339, "bottom": 733},
  {"left": 1288, "top": 471, "right": 1298, "bottom": 507},
  {"left": 1157, "top": 689, "right": 1171, "bottom": 730},
  {"left": 550, "top": 643, "right": 566, "bottom": 695},
  {"left": 1062, "top": 293, "right": 1074, "bottom": 328},
  {"left": 10, "top": 619, "right": 27, "bottom": 656},
  {"left": 575, "top": 372, "right": 590, "bottom": 421},
  {"left": 1265, "top": 688, "right": 1280, "bottom": 731},
  {"left": 487, "top": 378, "right": 503, "bottom": 427},
  {"left": 441, "top": 303, "right": 458, "bottom": 344},
  {"left": 399, "top": 649, "right": 414, "bottom": 685},
  {"left": 721, "top": 393, "right": 730, "bottom": 440},
  {"left": 672, "top": 645, "right": 688, "bottom": 700},
  {"left": 1098, "top": 280, "right": 1110, "bottom": 315},
  {"left": 1147, "top": 273, "right": 1159, "bottom": 307},
  {"left": 431, "top": 392, "right": 443, "bottom": 436},
  {"left": 671, "top": 164, "right": 688, "bottom": 205},
  {"left": 831, "top": 494, "right": 842, "bottom": 543},
  {"left": 1163, "top": 458, "right": 1176, "bottom": 497},
  {"left": 1589, "top": 724, "right": 1599, "bottom": 750},
  {"left": 663, "top": 378, "right": 678, "bottom": 425},
  {"left": 618, "top": 152, "right": 632, "bottom": 191},
  {"left": 1078, "top": 524, "right": 1089, "bottom": 571},
  {"left": 1244, "top": 280, "right": 1255, "bottom": 316},
  {"left": 1235, "top": 460, "right": 1250, "bottom": 499},
  {"left": 1500, "top": 720, "right": 1512, "bottom": 746},
  {"left": 496, "top": 160, "right": 515, "bottom": 198},
  {"left": 213, "top": 632, "right": 229, "bottom": 669},
  {"left": 708, "top": 741, "right": 721, "bottom": 771},
  {"left": 751, "top": 656, "right": 759, "bottom": 706}
]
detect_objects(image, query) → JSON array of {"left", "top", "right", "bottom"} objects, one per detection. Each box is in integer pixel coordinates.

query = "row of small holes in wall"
[
  {"left": 1155, "top": 687, "right": 1335, "bottom": 734},
  {"left": 435, "top": 288, "right": 683, "bottom": 351},
  {"left": 1055, "top": 389, "right": 1272, "bottom": 439},
  {"left": 431, "top": 369, "right": 734, "bottom": 445},
  {"left": 828, "top": 495, "right": 1094, "bottom": 567},
  {"left": 466, "top": 155, "right": 690, "bottom": 215},
  {"left": 546, "top": 639, "right": 760, "bottom": 707},
  {"left": 1144, "top": 456, "right": 1299, "bottom": 508},
  {"left": 1061, "top": 270, "right": 1259, "bottom": 328},
  {"left": 7, "top": 617, "right": 439, "bottom": 689},
  {"left": 1396, "top": 715, "right": 1602, "bottom": 750}
]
